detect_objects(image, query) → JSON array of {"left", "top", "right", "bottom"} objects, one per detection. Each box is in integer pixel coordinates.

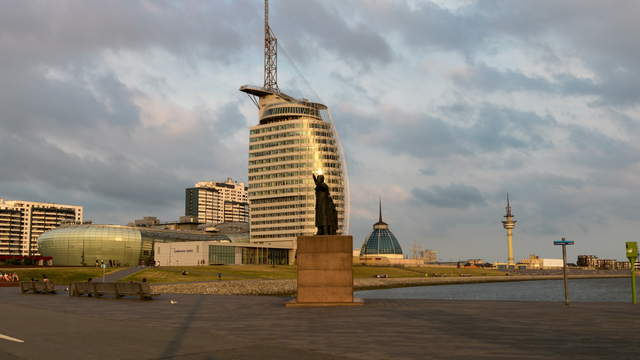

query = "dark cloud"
[
  {"left": 0, "top": 0, "right": 257, "bottom": 67},
  {"left": 384, "top": 104, "right": 556, "bottom": 159},
  {"left": 412, "top": 184, "right": 486, "bottom": 209},
  {"left": 566, "top": 124, "right": 640, "bottom": 170},
  {"left": 357, "top": 0, "right": 640, "bottom": 107},
  {"left": 273, "top": 0, "right": 392, "bottom": 68},
  {"left": 419, "top": 168, "right": 437, "bottom": 176}
]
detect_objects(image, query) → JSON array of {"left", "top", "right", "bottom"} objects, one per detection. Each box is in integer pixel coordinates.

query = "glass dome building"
[
  {"left": 38, "top": 224, "right": 234, "bottom": 266},
  {"left": 360, "top": 201, "right": 403, "bottom": 259}
]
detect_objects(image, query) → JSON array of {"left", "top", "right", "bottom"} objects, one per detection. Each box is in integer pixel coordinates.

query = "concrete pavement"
[{"left": 1, "top": 287, "right": 639, "bottom": 359}]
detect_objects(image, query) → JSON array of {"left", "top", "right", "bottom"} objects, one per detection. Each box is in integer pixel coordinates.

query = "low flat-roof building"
[{"left": 154, "top": 241, "right": 293, "bottom": 266}]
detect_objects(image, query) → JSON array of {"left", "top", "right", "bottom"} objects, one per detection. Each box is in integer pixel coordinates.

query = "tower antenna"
[{"left": 264, "top": 0, "right": 279, "bottom": 92}]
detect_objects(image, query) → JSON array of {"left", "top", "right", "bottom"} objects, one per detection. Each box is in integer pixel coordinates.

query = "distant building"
[
  {"left": 419, "top": 250, "right": 438, "bottom": 263},
  {"left": 38, "top": 222, "right": 272, "bottom": 266},
  {"left": 0, "top": 198, "right": 83, "bottom": 256},
  {"left": 576, "top": 255, "right": 630, "bottom": 270},
  {"left": 577, "top": 255, "right": 599, "bottom": 268},
  {"left": 131, "top": 216, "right": 161, "bottom": 227},
  {"left": 185, "top": 178, "right": 249, "bottom": 224},
  {"left": 359, "top": 200, "right": 403, "bottom": 262},
  {"left": 514, "top": 255, "right": 563, "bottom": 270},
  {"left": 130, "top": 216, "right": 200, "bottom": 231}
]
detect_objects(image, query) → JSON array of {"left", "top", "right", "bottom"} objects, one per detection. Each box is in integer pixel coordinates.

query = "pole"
[
  {"left": 632, "top": 264, "right": 637, "bottom": 305},
  {"left": 562, "top": 244, "right": 569, "bottom": 306}
]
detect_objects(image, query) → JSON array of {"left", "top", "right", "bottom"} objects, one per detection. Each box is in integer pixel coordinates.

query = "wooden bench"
[
  {"left": 20, "top": 281, "right": 56, "bottom": 294},
  {"left": 70, "top": 282, "right": 158, "bottom": 300}
]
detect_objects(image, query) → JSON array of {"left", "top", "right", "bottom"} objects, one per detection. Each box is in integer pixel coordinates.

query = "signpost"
[
  {"left": 625, "top": 242, "right": 638, "bottom": 304},
  {"left": 553, "top": 237, "right": 574, "bottom": 306}
]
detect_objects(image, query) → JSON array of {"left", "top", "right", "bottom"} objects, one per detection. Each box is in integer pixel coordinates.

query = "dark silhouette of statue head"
[{"left": 312, "top": 172, "right": 338, "bottom": 235}]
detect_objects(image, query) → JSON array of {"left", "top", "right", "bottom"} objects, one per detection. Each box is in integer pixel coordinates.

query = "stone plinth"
[{"left": 286, "top": 235, "right": 363, "bottom": 307}]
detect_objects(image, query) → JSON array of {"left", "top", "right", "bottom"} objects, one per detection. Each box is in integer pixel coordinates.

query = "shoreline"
[{"left": 151, "top": 273, "right": 629, "bottom": 296}]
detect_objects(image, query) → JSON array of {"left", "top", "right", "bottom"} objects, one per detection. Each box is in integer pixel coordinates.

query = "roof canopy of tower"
[{"left": 239, "top": 85, "right": 327, "bottom": 110}]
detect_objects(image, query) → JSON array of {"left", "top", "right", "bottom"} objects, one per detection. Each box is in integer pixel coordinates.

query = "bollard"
[{"left": 626, "top": 242, "right": 638, "bottom": 304}]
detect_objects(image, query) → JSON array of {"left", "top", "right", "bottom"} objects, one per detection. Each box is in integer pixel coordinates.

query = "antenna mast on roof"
[{"left": 264, "top": 0, "right": 279, "bottom": 92}]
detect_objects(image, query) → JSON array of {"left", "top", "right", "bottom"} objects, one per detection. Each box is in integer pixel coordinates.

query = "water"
[{"left": 355, "top": 278, "right": 634, "bottom": 302}]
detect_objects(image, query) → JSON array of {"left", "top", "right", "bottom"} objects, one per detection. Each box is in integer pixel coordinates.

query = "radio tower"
[
  {"left": 501, "top": 193, "right": 517, "bottom": 268},
  {"left": 263, "top": 0, "right": 279, "bottom": 92}
]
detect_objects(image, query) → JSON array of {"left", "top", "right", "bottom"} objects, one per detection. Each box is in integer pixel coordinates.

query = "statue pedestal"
[{"left": 286, "top": 235, "right": 363, "bottom": 307}]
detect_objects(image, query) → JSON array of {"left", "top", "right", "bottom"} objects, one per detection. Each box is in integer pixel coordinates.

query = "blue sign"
[{"left": 554, "top": 240, "right": 575, "bottom": 246}]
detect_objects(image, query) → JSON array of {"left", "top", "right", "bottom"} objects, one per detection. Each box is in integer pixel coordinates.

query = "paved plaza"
[{"left": 1, "top": 286, "right": 639, "bottom": 359}]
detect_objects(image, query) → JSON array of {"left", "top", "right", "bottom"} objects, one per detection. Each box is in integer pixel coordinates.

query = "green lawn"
[
  {"left": 0, "top": 265, "right": 505, "bottom": 285},
  {"left": 407, "top": 266, "right": 506, "bottom": 277},
  {"left": 0, "top": 267, "right": 121, "bottom": 285},
  {"left": 122, "top": 265, "right": 298, "bottom": 283},
  {"left": 122, "top": 265, "right": 505, "bottom": 284}
]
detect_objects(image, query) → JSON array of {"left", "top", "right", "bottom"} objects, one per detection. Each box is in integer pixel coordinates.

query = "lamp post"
[
  {"left": 625, "top": 242, "right": 638, "bottom": 304},
  {"left": 553, "top": 237, "right": 574, "bottom": 306}
]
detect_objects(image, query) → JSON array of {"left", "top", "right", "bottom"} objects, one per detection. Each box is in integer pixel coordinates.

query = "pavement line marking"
[{"left": 0, "top": 334, "right": 24, "bottom": 343}]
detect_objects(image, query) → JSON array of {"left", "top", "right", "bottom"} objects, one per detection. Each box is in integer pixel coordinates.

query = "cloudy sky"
[{"left": 1, "top": 0, "right": 638, "bottom": 261}]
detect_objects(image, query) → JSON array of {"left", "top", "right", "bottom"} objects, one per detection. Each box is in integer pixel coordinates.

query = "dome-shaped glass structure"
[
  {"left": 38, "top": 225, "right": 143, "bottom": 266},
  {"left": 360, "top": 201, "right": 403, "bottom": 256}
]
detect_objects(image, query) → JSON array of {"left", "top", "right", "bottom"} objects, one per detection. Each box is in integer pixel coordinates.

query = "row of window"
[
  {"left": 250, "top": 210, "right": 310, "bottom": 218},
  {"left": 250, "top": 121, "right": 331, "bottom": 135},
  {"left": 249, "top": 186, "right": 344, "bottom": 197},
  {"left": 250, "top": 177, "right": 342, "bottom": 189},
  {"left": 249, "top": 195, "right": 310, "bottom": 205},
  {"left": 249, "top": 161, "right": 342, "bottom": 174},
  {"left": 249, "top": 131, "right": 333, "bottom": 143},
  {"left": 249, "top": 154, "right": 339, "bottom": 166},
  {"left": 249, "top": 138, "right": 336, "bottom": 150},
  {"left": 250, "top": 202, "right": 312, "bottom": 212},
  {"left": 251, "top": 217, "right": 314, "bottom": 225},
  {"left": 262, "top": 106, "right": 320, "bottom": 118},
  {"left": 252, "top": 233, "right": 301, "bottom": 239},
  {"left": 251, "top": 225, "right": 316, "bottom": 232},
  {"left": 248, "top": 169, "right": 342, "bottom": 181},
  {"left": 250, "top": 122, "right": 303, "bottom": 134},
  {"left": 250, "top": 179, "right": 304, "bottom": 188},
  {"left": 250, "top": 146, "right": 337, "bottom": 158}
]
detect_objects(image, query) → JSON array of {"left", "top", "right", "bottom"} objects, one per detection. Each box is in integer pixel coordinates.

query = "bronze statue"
[{"left": 312, "top": 173, "right": 338, "bottom": 235}]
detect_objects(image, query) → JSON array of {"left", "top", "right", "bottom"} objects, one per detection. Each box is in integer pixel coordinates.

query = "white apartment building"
[
  {"left": 185, "top": 178, "right": 249, "bottom": 224},
  {"left": 0, "top": 199, "right": 83, "bottom": 256}
]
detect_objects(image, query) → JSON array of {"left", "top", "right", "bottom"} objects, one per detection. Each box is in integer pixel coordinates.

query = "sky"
[{"left": 1, "top": 0, "right": 639, "bottom": 261}]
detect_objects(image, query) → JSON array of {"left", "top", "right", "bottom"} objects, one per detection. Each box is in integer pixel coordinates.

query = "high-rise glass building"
[
  {"left": 240, "top": 1, "right": 348, "bottom": 248},
  {"left": 241, "top": 87, "right": 348, "bottom": 247}
]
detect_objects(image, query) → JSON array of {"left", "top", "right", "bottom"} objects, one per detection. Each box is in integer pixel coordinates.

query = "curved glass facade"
[
  {"left": 38, "top": 225, "right": 142, "bottom": 266},
  {"left": 243, "top": 90, "right": 348, "bottom": 246},
  {"left": 38, "top": 224, "right": 238, "bottom": 266}
]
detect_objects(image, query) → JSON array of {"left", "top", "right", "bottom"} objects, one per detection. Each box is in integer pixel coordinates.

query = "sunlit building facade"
[
  {"left": 241, "top": 87, "right": 347, "bottom": 247},
  {"left": 185, "top": 178, "right": 249, "bottom": 224},
  {"left": 0, "top": 199, "right": 83, "bottom": 256}
]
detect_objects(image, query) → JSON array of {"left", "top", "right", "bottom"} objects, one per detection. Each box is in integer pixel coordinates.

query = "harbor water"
[{"left": 356, "top": 277, "right": 634, "bottom": 302}]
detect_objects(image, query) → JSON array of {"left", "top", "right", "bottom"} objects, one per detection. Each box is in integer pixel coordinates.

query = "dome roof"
[{"left": 360, "top": 200, "right": 403, "bottom": 256}]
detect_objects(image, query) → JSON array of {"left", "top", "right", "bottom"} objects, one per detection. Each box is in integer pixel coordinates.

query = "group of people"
[
  {"left": 94, "top": 259, "right": 121, "bottom": 268},
  {"left": 0, "top": 273, "right": 19, "bottom": 282}
]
